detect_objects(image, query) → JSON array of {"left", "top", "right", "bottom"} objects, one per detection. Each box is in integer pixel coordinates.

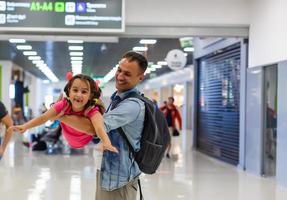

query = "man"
[
  {"left": 60, "top": 51, "right": 148, "bottom": 200},
  {"left": 160, "top": 97, "right": 182, "bottom": 158},
  {"left": 0, "top": 101, "right": 14, "bottom": 159}
]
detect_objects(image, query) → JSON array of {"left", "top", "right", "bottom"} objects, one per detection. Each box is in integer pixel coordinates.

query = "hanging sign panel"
[{"left": 0, "top": 0, "right": 124, "bottom": 33}]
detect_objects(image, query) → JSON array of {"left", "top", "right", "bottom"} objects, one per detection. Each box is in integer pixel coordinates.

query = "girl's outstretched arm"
[
  {"left": 90, "top": 113, "right": 118, "bottom": 153},
  {"left": 0, "top": 114, "right": 13, "bottom": 158},
  {"left": 9, "top": 108, "right": 58, "bottom": 134}
]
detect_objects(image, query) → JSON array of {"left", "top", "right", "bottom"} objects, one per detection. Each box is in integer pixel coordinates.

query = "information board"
[{"left": 0, "top": 0, "right": 124, "bottom": 32}]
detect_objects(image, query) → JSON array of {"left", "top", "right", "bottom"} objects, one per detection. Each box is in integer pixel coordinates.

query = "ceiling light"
[
  {"left": 151, "top": 64, "right": 162, "bottom": 69},
  {"left": 23, "top": 51, "right": 37, "bottom": 56},
  {"left": 16, "top": 45, "right": 32, "bottom": 50},
  {"left": 72, "top": 64, "right": 82, "bottom": 67},
  {"left": 70, "top": 52, "right": 83, "bottom": 56},
  {"left": 72, "top": 67, "right": 82, "bottom": 75},
  {"left": 42, "top": 80, "right": 50, "bottom": 84},
  {"left": 144, "top": 68, "right": 152, "bottom": 75},
  {"left": 67, "top": 40, "right": 83, "bottom": 44},
  {"left": 133, "top": 46, "right": 148, "bottom": 51},
  {"left": 157, "top": 61, "right": 167, "bottom": 65},
  {"left": 28, "top": 56, "right": 41, "bottom": 60},
  {"left": 71, "top": 62, "right": 82, "bottom": 65},
  {"left": 71, "top": 57, "right": 83, "bottom": 61},
  {"left": 72, "top": 65, "right": 82, "bottom": 69},
  {"left": 9, "top": 39, "right": 26, "bottom": 43},
  {"left": 183, "top": 47, "right": 194, "bottom": 52},
  {"left": 38, "top": 66, "right": 59, "bottom": 82},
  {"left": 72, "top": 66, "right": 82, "bottom": 69},
  {"left": 37, "top": 65, "right": 47, "bottom": 70},
  {"left": 72, "top": 65, "right": 82, "bottom": 68},
  {"left": 69, "top": 46, "right": 83, "bottom": 51},
  {"left": 36, "top": 63, "right": 47, "bottom": 68},
  {"left": 139, "top": 39, "right": 157, "bottom": 45},
  {"left": 71, "top": 60, "right": 83, "bottom": 64},
  {"left": 33, "top": 60, "right": 44, "bottom": 64},
  {"left": 180, "top": 37, "right": 193, "bottom": 41}
]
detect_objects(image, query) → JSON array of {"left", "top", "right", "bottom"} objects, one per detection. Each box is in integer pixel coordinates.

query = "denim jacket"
[{"left": 101, "top": 88, "right": 145, "bottom": 191}]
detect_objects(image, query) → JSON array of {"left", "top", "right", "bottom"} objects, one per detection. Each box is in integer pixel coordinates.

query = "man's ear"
[{"left": 139, "top": 74, "right": 144, "bottom": 82}]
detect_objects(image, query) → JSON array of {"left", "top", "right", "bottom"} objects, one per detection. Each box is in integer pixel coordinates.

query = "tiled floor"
[{"left": 1, "top": 133, "right": 287, "bottom": 200}]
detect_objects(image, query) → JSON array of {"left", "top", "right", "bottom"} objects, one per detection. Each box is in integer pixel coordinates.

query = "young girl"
[{"left": 10, "top": 74, "right": 118, "bottom": 153}]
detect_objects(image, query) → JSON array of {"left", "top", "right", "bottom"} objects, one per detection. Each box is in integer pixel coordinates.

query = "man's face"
[
  {"left": 115, "top": 58, "right": 144, "bottom": 92},
  {"left": 167, "top": 98, "right": 174, "bottom": 106}
]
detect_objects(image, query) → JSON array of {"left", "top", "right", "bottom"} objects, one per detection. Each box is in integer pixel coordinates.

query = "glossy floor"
[{"left": 1, "top": 135, "right": 287, "bottom": 200}]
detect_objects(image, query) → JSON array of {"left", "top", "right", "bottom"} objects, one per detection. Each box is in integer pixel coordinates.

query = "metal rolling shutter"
[{"left": 197, "top": 43, "right": 241, "bottom": 165}]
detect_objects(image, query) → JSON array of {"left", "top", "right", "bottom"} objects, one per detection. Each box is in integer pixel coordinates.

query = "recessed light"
[
  {"left": 71, "top": 60, "right": 83, "bottom": 64},
  {"left": 42, "top": 80, "right": 50, "bottom": 84},
  {"left": 71, "top": 57, "right": 83, "bottom": 61},
  {"left": 70, "top": 52, "right": 83, "bottom": 56},
  {"left": 133, "top": 46, "right": 148, "bottom": 51},
  {"left": 69, "top": 46, "right": 83, "bottom": 51},
  {"left": 183, "top": 47, "right": 194, "bottom": 52},
  {"left": 32, "top": 60, "right": 44, "bottom": 64},
  {"left": 68, "top": 40, "right": 83, "bottom": 44},
  {"left": 36, "top": 63, "right": 47, "bottom": 68},
  {"left": 23, "top": 51, "right": 37, "bottom": 56},
  {"left": 28, "top": 56, "right": 41, "bottom": 60},
  {"left": 16, "top": 45, "right": 32, "bottom": 50},
  {"left": 139, "top": 39, "right": 157, "bottom": 45},
  {"left": 9, "top": 39, "right": 26, "bottom": 43},
  {"left": 151, "top": 64, "right": 162, "bottom": 69}
]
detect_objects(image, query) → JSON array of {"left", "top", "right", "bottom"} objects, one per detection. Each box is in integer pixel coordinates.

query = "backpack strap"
[
  {"left": 138, "top": 179, "right": 144, "bottom": 200},
  {"left": 115, "top": 91, "right": 144, "bottom": 148},
  {"left": 109, "top": 91, "right": 142, "bottom": 111}
]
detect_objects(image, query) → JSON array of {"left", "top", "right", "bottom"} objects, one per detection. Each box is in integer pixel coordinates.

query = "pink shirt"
[{"left": 52, "top": 99, "right": 99, "bottom": 148}]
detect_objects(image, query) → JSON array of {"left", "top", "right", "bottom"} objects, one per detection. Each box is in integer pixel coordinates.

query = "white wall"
[
  {"left": 143, "top": 67, "right": 193, "bottom": 90},
  {"left": 28, "top": 77, "right": 44, "bottom": 117},
  {"left": 249, "top": 0, "right": 287, "bottom": 67},
  {"left": 0, "top": 61, "right": 12, "bottom": 113},
  {"left": 126, "top": 0, "right": 251, "bottom": 27}
]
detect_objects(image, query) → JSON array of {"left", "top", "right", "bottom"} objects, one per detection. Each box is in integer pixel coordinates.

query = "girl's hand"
[
  {"left": 102, "top": 142, "right": 118, "bottom": 153},
  {"left": 8, "top": 125, "right": 27, "bottom": 134}
]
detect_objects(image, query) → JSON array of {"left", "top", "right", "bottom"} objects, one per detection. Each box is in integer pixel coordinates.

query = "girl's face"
[{"left": 69, "top": 78, "right": 91, "bottom": 111}]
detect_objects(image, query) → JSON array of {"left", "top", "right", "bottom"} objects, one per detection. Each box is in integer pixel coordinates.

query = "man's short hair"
[{"left": 122, "top": 51, "right": 148, "bottom": 73}]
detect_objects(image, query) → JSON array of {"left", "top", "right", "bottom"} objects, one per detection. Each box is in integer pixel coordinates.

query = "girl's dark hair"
[{"left": 64, "top": 74, "right": 105, "bottom": 114}]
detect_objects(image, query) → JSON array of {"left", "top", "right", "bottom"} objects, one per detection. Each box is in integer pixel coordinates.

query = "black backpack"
[{"left": 111, "top": 92, "right": 171, "bottom": 174}]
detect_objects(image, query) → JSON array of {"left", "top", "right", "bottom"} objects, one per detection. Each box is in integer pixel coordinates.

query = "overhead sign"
[
  {"left": 0, "top": 0, "right": 124, "bottom": 33},
  {"left": 166, "top": 49, "right": 187, "bottom": 70}
]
